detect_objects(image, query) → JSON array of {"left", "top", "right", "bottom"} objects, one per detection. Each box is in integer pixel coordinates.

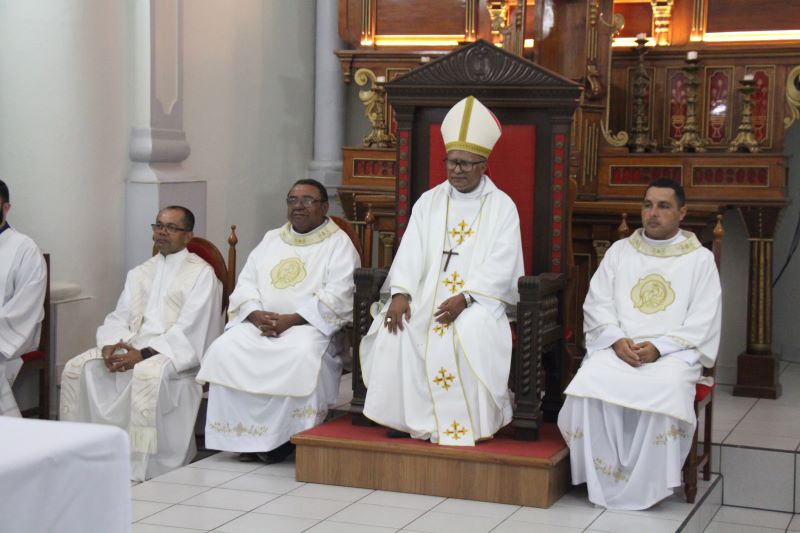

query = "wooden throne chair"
[{"left": 349, "top": 40, "right": 581, "bottom": 440}]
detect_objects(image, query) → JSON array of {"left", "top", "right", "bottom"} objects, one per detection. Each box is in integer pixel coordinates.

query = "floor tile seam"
[
  {"left": 321, "top": 511, "right": 428, "bottom": 531},
  {"left": 258, "top": 493, "right": 365, "bottom": 522},
  {"left": 714, "top": 502, "right": 796, "bottom": 516},
  {"left": 719, "top": 441, "right": 798, "bottom": 453},
  {"left": 205, "top": 505, "right": 309, "bottom": 533},
  {"left": 132, "top": 500, "right": 180, "bottom": 523},
  {"left": 426, "top": 498, "right": 520, "bottom": 521},
  {"left": 723, "top": 396, "right": 761, "bottom": 443}
]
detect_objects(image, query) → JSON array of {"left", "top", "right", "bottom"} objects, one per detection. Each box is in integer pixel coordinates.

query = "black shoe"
[
  {"left": 256, "top": 442, "right": 296, "bottom": 465},
  {"left": 386, "top": 428, "right": 411, "bottom": 439},
  {"left": 238, "top": 452, "right": 259, "bottom": 463}
]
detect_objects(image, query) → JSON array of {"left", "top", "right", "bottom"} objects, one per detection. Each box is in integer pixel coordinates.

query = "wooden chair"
[
  {"left": 350, "top": 40, "right": 582, "bottom": 440},
  {"left": 683, "top": 214, "right": 723, "bottom": 503},
  {"left": 330, "top": 216, "right": 365, "bottom": 267},
  {"left": 20, "top": 253, "right": 51, "bottom": 419}
]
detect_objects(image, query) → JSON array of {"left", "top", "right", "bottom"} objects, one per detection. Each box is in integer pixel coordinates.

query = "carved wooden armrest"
[
  {"left": 513, "top": 273, "right": 566, "bottom": 440},
  {"left": 350, "top": 268, "right": 389, "bottom": 424}
]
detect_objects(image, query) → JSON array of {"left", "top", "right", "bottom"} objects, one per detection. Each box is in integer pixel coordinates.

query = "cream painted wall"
[{"left": 182, "top": 0, "right": 316, "bottom": 262}]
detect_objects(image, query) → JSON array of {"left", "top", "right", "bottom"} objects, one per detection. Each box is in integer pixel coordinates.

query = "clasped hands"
[
  {"left": 383, "top": 293, "right": 468, "bottom": 335},
  {"left": 612, "top": 337, "right": 660, "bottom": 367},
  {"left": 101, "top": 340, "right": 142, "bottom": 373},
  {"left": 247, "top": 310, "right": 304, "bottom": 337}
]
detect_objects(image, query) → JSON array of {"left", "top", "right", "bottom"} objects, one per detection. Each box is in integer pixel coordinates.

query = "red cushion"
[
  {"left": 21, "top": 350, "right": 44, "bottom": 362},
  {"left": 695, "top": 383, "right": 714, "bottom": 402}
]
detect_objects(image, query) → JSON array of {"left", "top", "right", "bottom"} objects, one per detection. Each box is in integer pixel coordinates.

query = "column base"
[{"left": 732, "top": 352, "right": 782, "bottom": 399}]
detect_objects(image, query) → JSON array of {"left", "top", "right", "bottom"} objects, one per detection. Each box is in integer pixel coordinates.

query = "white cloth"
[
  {"left": 197, "top": 218, "right": 360, "bottom": 453},
  {"left": 0, "top": 226, "right": 46, "bottom": 417},
  {"left": 559, "top": 228, "right": 721, "bottom": 510},
  {"left": 0, "top": 417, "right": 131, "bottom": 533},
  {"left": 60, "top": 248, "right": 222, "bottom": 481},
  {"left": 361, "top": 177, "right": 524, "bottom": 446}
]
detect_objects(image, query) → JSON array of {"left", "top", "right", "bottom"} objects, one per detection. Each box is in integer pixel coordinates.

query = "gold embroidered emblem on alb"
[
  {"left": 271, "top": 257, "right": 307, "bottom": 289},
  {"left": 630, "top": 273, "right": 675, "bottom": 314}
]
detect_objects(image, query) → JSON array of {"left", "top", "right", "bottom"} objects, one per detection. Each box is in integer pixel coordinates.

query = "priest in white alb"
[
  {"left": 0, "top": 179, "right": 47, "bottom": 417},
  {"left": 197, "top": 179, "right": 360, "bottom": 464},
  {"left": 360, "top": 96, "right": 524, "bottom": 446},
  {"left": 558, "top": 178, "right": 721, "bottom": 510},
  {"left": 61, "top": 206, "right": 223, "bottom": 481}
]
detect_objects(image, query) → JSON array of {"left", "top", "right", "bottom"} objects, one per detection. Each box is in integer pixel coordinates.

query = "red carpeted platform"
[{"left": 292, "top": 415, "right": 570, "bottom": 508}]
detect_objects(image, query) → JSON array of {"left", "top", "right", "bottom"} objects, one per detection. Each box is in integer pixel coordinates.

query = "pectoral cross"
[{"left": 442, "top": 249, "right": 459, "bottom": 271}]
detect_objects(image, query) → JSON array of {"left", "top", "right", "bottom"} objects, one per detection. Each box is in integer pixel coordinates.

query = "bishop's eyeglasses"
[
  {"left": 151, "top": 223, "right": 188, "bottom": 234},
  {"left": 286, "top": 196, "right": 324, "bottom": 207},
  {"left": 443, "top": 157, "right": 486, "bottom": 172}
]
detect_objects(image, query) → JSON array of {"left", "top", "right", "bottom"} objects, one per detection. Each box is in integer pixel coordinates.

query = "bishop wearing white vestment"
[
  {"left": 558, "top": 179, "right": 721, "bottom": 510},
  {"left": 61, "top": 207, "right": 223, "bottom": 481},
  {"left": 197, "top": 179, "right": 360, "bottom": 463},
  {"left": 361, "top": 97, "right": 524, "bottom": 446},
  {"left": 0, "top": 180, "right": 47, "bottom": 417}
]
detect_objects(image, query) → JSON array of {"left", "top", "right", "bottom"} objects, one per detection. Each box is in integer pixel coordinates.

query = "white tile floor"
[{"left": 128, "top": 362, "right": 800, "bottom": 532}]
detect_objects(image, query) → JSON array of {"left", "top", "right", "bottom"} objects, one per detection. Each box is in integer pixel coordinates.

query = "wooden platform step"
[{"left": 292, "top": 415, "right": 570, "bottom": 508}]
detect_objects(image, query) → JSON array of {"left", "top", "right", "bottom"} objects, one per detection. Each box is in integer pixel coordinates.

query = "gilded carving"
[{"left": 784, "top": 65, "right": 800, "bottom": 129}]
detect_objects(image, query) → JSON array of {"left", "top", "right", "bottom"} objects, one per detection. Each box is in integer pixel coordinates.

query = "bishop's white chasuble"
[
  {"left": 60, "top": 249, "right": 222, "bottom": 481},
  {"left": 558, "top": 229, "right": 721, "bottom": 510},
  {"left": 197, "top": 219, "right": 360, "bottom": 453},
  {"left": 0, "top": 226, "right": 46, "bottom": 417},
  {"left": 361, "top": 177, "right": 524, "bottom": 446}
]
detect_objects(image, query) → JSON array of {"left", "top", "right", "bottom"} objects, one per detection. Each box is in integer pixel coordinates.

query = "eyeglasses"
[
  {"left": 443, "top": 158, "right": 486, "bottom": 171},
  {"left": 151, "top": 223, "right": 189, "bottom": 234},
  {"left": 286, "top": 196, "right": 324, "bottom": 207}
]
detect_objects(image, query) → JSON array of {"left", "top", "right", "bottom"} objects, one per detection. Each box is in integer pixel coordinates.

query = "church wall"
[
  {"left": 773, "top": 124, "right": 800, "bottom": 363},
  {"left": 182, "top": 0, "right": 316, "bottom": 263},
  {"left": 0, "top": 0, "right": 132, "bottom": 406}
]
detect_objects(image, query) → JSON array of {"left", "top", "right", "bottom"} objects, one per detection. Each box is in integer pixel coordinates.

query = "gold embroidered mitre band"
[{"left": 441, "top": 96, "right": 502, "bottom": 158}]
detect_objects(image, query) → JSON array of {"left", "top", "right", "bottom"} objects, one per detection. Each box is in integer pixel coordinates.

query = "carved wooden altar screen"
[{"left": 349, "top": 40, "right": 582, "bottom": 437}]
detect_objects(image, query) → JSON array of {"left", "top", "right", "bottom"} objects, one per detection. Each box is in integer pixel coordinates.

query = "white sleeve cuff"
[
  {"left": 227, "top": 300, "right": 262, "bottom": 330},
  {"left": 586, "top": 325, "right": 626, "bottom": 353},
  {"left": 651, "top": 336, "right": 684, "bottom": 357},
  {"left": 297, "top": 299, "right": 337, "bottom": 337}
]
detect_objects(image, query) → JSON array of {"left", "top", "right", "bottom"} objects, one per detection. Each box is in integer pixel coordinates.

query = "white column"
[
  {"left": 125, "top": 0, "right": 206, "bottom": 271},
  {"left": 307, "top": 0, "right": 345, "bottom": 193}
]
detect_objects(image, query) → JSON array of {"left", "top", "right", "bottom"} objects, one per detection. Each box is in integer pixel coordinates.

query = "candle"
[
  {"left": 743, "top": 74, "right": 754, "bottom": 81},
  {"left": 636, "top": 33, "right": 647, "bottom": 40},
  {"left": 376, "top": 75, "right": 386, "bottom": 83},
  {"left": 687, "top": 51, "right": 698, "bottom": 61}
]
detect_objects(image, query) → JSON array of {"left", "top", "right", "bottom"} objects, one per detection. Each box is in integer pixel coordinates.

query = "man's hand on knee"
[
  {"left": 106, "top": 341, "right": 144, "bottom": 372},
  {"left": 632, "top": 341, "right": 660, "bottom": 364},
  {"left": 384, "top": 293, "right": 411, "bottom": 334},
  {"left": 434, "top": 294, "right": 467, "bottom": 325},
  {"left": 612, "top": 338, "right": 642, "bottom": 367}
]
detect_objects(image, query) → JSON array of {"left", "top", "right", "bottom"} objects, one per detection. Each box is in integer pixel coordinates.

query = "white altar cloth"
[{"left": 0, "top": 417, "right": 131, "bottom": 533}]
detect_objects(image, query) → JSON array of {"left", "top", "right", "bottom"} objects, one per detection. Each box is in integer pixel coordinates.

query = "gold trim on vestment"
[
  {"left": 628, "top": 228, "right": 701, "bottom": 257},
  {"left": 654, "top": 424, "right": 688, "bottom": 445},
  {"left": 279, "top": 218, "right": 339, "bottom": 246},
  {"left": 208, "top": 421, "right": 268, "bottom": 437},
  {"left": 594, "top": 457, "right": 629, "bottom": 483}
]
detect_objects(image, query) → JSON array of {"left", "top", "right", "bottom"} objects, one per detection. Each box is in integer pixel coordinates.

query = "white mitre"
[{"left": 440, "top": 96, "right": 502, "bottom": 158}]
